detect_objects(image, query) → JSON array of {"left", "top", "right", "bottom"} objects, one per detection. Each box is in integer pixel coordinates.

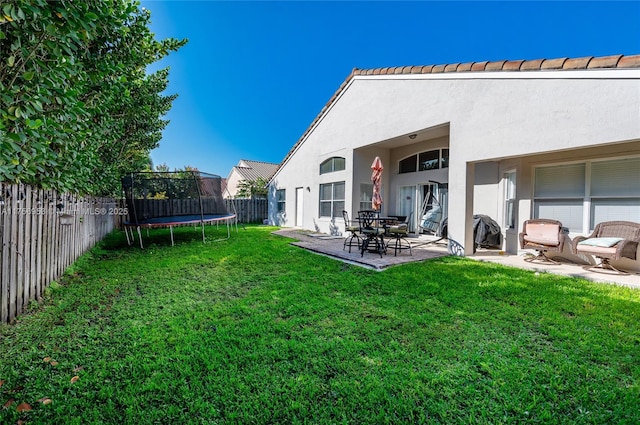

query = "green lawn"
[{"left": 1, "top": 225, "right": 639, "bottom": 424}]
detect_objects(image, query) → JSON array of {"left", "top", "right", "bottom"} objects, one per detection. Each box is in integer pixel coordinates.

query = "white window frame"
[
  {"left": 319, "top": 157, "right": 346, "bottom": 175},
  {"left": 504, "top": 170, "right": 516, "bottom": 230},
  {"left": 276, "top": 189, "right": 286, "bottom": 213},
  {"left": 319, "top": 181, "right": 345, "bottom": 218}
]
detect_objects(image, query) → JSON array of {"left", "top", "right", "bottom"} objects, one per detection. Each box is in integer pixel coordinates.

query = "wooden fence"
[
  {"left": 1, "top": 183, "right": 116, "bottom": 324},
  {"left": 225, "top": 198, "right": 268, "bottom": 223},
  {"left": 115, "top": 198, "right": 269, "bottom": 226}
]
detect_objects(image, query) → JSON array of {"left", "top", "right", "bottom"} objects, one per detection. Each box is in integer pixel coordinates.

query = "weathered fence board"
[{"left": 0, "top": 183, "right": 116, "bottom": 324}]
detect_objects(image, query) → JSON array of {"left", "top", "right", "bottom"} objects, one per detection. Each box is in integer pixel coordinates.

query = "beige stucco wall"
[{"left": 270, "top": 70, "right": 640, "bottom": 263}]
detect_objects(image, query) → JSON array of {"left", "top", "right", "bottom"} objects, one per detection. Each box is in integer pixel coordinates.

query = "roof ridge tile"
[
  {"left": 457, "top": 62, "right": 474, "bottom": 72},
  {"left": 618, "top": 54, "right": 640, "bottom": 68},
  {"left": 503, "top": 59, "right": 525, "bottom": 71},
  {"left": 470, "top": 61, "right": 488, "bottom": 71},
  {"left": 444, "top": 63, "right": 460, "bottom": 72},
  {"left": 541, "top": 57, "right": 568, "bottom": 70},
  {"left": 586, "top": 54, "right": 622, "bottom": 69},
  {"left": 520, "top": 58, "right": 545, "bottom": 71},
  {"left": 563, "top": 56, "right": 594, "bottom": 69},
  {"left": 421, "top": 65, "right": 435, "bottom": 73},
  {"left": 485, "top": 60, "right": 507, "bottom": 71}
]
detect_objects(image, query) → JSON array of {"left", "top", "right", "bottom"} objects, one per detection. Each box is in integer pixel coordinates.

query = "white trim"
[
  {"left": 503, "top": 170, "right": 517, "bottom": 231},
  {"left": 352, "top": 69, "right": 640, "bottom": 81},
  {"left": 584, "top": 163, "right": 592, "bottom": 234}
]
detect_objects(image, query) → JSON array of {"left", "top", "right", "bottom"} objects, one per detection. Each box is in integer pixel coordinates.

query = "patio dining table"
[{"left": 358, "top": 210, "right": 388, "bottom": 257}]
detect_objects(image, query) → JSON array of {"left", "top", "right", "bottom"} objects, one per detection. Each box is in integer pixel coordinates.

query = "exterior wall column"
[{"left": 447, "top": 161, "right": 475, "bottom": 256}]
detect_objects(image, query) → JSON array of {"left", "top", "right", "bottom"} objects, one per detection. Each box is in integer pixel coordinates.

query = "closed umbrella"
[{"left": 371, "top": 156, "right": 383, "bottom": 211}]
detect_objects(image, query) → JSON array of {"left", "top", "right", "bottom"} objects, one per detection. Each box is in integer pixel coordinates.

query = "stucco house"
[
  {"left": 225, "top": 159, "right": 279, "bottom": 199},
  {"left": 268, "top": 54, "right": 640, "bottom": 271}
]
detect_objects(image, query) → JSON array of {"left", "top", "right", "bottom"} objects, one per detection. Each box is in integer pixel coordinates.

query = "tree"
[
  {"left": 236, "top": 177, "right": 268, "bottom": 199},
  {"left": 0, "top": 0, "right": 186, "bottom": 194}
]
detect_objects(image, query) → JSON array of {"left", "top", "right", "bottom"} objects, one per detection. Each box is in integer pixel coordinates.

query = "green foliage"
[
  {"left": 236, "top": 177, "right": 268, "bottom": 199},
  {"left": 0, "top": 0, "right": 186, "bottom": 194},
  {"left": 1, "top": 226, "right": 639, "bottom": 424}
]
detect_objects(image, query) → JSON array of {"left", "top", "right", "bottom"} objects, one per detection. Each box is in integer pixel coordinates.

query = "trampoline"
[{"left": 121, "top": 171, "right": 237, "bottom": 248}]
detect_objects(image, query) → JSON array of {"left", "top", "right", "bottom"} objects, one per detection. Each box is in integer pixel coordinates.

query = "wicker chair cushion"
[
  {"left": 523, "top": 223, "right": 560, "bottom": 245},
  {"left": 523, "top": 235, "right": 559, "bottom": 246},
  {"left": 575, "top": 244, "right": 618, "bottom": 255},
  {"left": 577, "top": 237, "right": 624, "bottom": 248}
]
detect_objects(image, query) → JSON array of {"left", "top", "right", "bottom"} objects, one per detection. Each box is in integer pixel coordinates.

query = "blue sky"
[{"left": 140, "top": 0, "right": 640, "bottom": 178}]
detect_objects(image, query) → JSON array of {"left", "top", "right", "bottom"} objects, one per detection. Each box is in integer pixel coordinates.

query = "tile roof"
[
  {"left": 273, "top": 54, "right": 640, "bottom": 179},
  {"left": 233, "top": 160, "right": 279, "bottom": 181}
]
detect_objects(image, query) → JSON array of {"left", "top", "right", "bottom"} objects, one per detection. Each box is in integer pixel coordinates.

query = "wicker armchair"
[
  {"left": 519, "top": 219, "right": 567, "bottom": 265},
  {"left": 572, "top": 221, "right": 640, "bottom": 274}
]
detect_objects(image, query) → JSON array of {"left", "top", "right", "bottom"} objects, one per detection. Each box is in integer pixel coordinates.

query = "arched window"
[
  {"left": 399, "top": 154, "right": 418, "bottom": 174},
  {"left": 320, "top": 157, "right": 346, "bottom": 174}
]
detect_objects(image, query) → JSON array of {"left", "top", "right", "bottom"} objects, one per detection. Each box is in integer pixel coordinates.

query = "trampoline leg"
[
  {"left": 137, "top": 226, "right": 144, "bottom": 249},
  {"left": 170, "top": 226, "right": 174, "bottom": 246},
  {"left": 124, "top": 227, "right": 132, "bottom": 246},
  {"left": 201, "top": 223, "right": 206, "bottom": 243}
]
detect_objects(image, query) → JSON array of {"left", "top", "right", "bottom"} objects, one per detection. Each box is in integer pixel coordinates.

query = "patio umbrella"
[{"left": 371, "top": 156, "right": 383, "bottom": 211}]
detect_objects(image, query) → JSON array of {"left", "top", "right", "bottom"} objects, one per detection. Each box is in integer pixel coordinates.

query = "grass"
[{"left": 0, "top": 224, "right": 639, "bottom": 424}]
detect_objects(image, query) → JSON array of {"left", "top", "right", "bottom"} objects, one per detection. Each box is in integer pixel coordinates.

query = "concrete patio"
[{"left": 273, "top": 229, "right": 640, "bottom": 290}]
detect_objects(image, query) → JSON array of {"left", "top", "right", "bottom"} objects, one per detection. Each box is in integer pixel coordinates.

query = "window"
[
  {"left": 320, "top": 157, "right": 346, "bottom": 174},
  {"left": 399, "top": 155, "right": 417, "bottom": 174},
  {"left": 419, "top": 150, "right": 440, "bottom": 171},
  {"left": 359, "top": 183, "right": 373, "bottom": 211},
  {"left": 534, "top": 163, "right": 585, "bottom": 232},
  {"left": 276, "top": 189, "right": 286, "bottom": 213},
  {"left": 399, "top": 149, "right": 449, "bottom": 174},
  {"left": 590, "top": 158, "right": 640, "bottom": 227},
  {"left": 504, "top": 171, "right": 516, "bottom": 230},
  {"left": 533, "top": 158, "right": 640, "bottom": 233},
  {"left": 441, "top": 149, "right": 449, "bottom": 168},
  {"left": 319, "top": 182, "right": 345, "bottom": 218}
]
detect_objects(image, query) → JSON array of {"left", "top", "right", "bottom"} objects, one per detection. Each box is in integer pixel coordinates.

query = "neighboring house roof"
[
  {"left": 232, "top": 159, "right": 279, "bottom": 182},
  {"left": 271, "top": 54, "right": 640, "bottom": 182}
]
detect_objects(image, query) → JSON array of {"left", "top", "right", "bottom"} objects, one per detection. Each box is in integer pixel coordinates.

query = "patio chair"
[
  {"left": 342, "top": 210, "right": 362, "bottom": 253},
  {"left": 358, "top": 210, "right": 386, "bottom": 258},
  {"left": 386, "top": 212, "right": 413, "bottom": 256},
  {"left": 519, "top": 219, "right": 567, "bottom": 265},
  {"left": 572, "top": 220, "right": 640, "bottom": 275}
]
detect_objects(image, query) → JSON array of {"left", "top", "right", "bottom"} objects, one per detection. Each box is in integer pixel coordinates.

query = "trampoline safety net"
[{"left": 121, "top": 171, "right": 229, "bottom": 225}]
